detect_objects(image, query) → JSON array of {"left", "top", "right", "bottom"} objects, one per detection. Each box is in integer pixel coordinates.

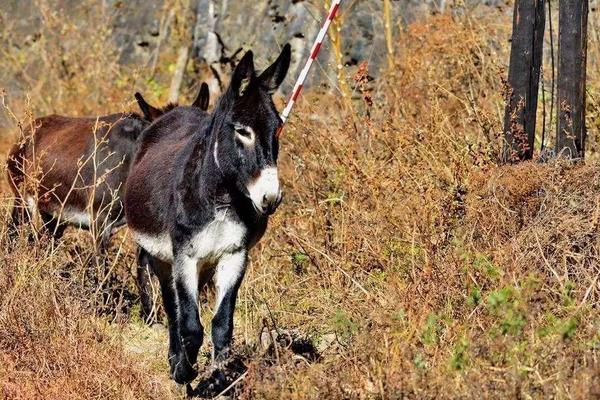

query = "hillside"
[{"left": 1, "top": 2, "right": 600, "bottom": 399}]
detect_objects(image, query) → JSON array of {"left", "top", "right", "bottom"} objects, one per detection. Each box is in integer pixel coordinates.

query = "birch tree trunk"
[
  {"left": 192, "top": 0, "right": 209, "bottom": 60},
  {"left": 192, "top": 0, "right": 226, "bottom": 97},
  {"left": 168, "top": 46, "right": 190, "bottom": 103},
  {"left": 286, "top": 1, "right": 308, "bottom": 94}
]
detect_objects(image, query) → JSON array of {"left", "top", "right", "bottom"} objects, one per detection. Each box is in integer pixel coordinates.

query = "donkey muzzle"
[
  {"left": 248, "top": 167, "right": 281, "bottom": 215},
  {"left": 262, "top": 190, "right": 283, "bottom": 215}
]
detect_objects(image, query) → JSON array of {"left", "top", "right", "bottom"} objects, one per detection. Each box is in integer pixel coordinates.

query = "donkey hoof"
[
  {"left": 193, "top": 370, "right": 225, "bottom": 398},
  {"left": 170, "top": 353, "right": 198, "bottom": 384},
  {"left": 171, "top": 362, "right": 198, "bottom": 385}
]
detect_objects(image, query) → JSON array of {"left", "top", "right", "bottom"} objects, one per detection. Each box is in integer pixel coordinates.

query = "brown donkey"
[{"left": 6, "top": 84, "right": 210, "bottom": 321}]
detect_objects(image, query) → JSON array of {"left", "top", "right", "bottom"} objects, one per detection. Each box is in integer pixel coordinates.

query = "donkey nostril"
[{"left": 259, "top": 194, "right": 280, "bottom": 215}]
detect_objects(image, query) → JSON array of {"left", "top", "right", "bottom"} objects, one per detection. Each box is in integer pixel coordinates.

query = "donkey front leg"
[
  {"left": 172, "top": 253, "right": 203, "bottom": 384},
  {"left": 40, "top": 212, "right": 67, "bottom": 241},
  {"left": 194, "top": 251, "right": 247, "bottom": 397},
  {"left": 212, "top": 251, "right": 247, "bottom": 364}
]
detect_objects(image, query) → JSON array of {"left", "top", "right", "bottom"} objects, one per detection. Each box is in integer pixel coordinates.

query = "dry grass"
[
  {"left": 1, "top": 3, "right": 600, "bottom": 399},
  {"left": 0, "top": 237, "right": 174, "bottom": 399}
]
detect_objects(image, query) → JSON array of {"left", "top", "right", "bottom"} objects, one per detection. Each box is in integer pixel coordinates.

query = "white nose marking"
[{"left": 247, "top": 167, "right": 280, "bottom": 212}]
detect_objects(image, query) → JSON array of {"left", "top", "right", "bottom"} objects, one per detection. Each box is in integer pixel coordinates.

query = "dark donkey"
[
  {"left": 124, "top": 45, "right": 290, "bottom": 388},
  {"left": 6, "top": 85, "right": 209, "bottom": 320}
]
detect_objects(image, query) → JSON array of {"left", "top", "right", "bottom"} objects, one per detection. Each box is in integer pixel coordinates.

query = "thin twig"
[{"left": 212, "top": 371, "right": 248, "bottom": 399}]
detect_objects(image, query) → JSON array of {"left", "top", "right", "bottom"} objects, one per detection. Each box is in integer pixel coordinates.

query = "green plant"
[
  {"left": 332, "top": 309, "right": 358, "bottom": 339},
  {"left": 487, "top": 286, "right": 526, "bottom": 336},
  {"left": 291, "top": 251, "right": 310, "bottom": 274},
  {"left": 467, "top": 287, "right": 481, "bottom": 307},
  {"left": 421, "top": 313, "right": 444, "bottom": 346},
  {"left": 450, "top": 337, "right": 470, "bottom": 371}
]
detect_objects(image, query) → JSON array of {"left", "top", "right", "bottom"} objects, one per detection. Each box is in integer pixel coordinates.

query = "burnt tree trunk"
[
  {"left": 555, "top": 0, "right": 589, "bottom": 159},
  {"left": 502, "top": 0, "right": 545, "bottom": 163}
]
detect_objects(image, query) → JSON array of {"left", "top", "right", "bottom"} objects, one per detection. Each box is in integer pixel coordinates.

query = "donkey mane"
[
  {"left": 134, "top": 83, "right": 209, "bottom": 123},
  {"left": 159, "top": 103, "right": 178, "bottom": 114},
  {"left": 133, "top": 106, "right": 213, "bottom": 164},
  {"left": 126, "top": 111, "right": 145, "bottom": 120}
]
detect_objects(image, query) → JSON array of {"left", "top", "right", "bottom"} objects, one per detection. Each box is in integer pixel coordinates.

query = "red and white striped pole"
[{"left": 278, "top": 0, "right": 342, "bottom": 136}]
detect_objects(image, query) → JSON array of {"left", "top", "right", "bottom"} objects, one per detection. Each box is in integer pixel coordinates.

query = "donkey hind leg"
[
  {"left": 195, "top": 251, "right": 247, "bottom": 397},
  {"left": 137, "top": 247, "right": 158, "bottom": 324},
  {"left": 138, "top": 249, "right": 181, "bottom": 361},
  {"left": 40, "top": 212, "right": 67, "bottom": 241},
  {"left": 96, "top": 225, "right": 114, "bottom": 265},
  {"left": 172, "top": 254, "right": 203, "bottom": 384}
]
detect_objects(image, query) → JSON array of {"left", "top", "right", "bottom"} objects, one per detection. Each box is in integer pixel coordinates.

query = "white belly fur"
[
  {"left": 134, "top": 231, "right": 174, "bottom": 261},
  {"left": 60, "top": 208, "right": 92, "bottom": 227},
  {"left": 132, "top": 210, "right": 246, "bottom": 264},
  {"left": 27, "top": 196, "right": 92, "bottom": 228}
]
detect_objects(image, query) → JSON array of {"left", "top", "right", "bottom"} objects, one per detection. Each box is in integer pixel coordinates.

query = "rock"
[
  {"left": 259, "top": 328, "right": 278, "bottom": 352},
  {"left": 151, "top": 322, "right": 168, "bottom": 334},
  {"left": 316, "top": 333, "right": 338, "bottom": 353},
  {"left": 258, "top": 328, "right": 321, "bottom": 362}
]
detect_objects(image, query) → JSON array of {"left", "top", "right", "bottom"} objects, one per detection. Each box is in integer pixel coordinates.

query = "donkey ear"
[
  {"left": 135, "top": 92, "right": 163, "bottom": 122},
  {"left": 192, "top": 82, "right": 210, "bottom": 111},
  {"left": 258, "top": 44, "right": 291, "bottom": 93},
  {"left": 230, "top": 50, "right": 255, "bottom": 97}
]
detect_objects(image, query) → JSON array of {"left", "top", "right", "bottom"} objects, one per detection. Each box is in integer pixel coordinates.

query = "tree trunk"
[
  {"left": 150, "top": 9, "right": 175, "bottom": 77},
  {"left": 168, "top": 46, "right": 190, "bottom": 104},
  {"left": 555, "top": 0, "right": 589, "bottom": 159},
  {"left": 192, "top": 0, "right": 210, "bottom": 60},
  {"left": 383, "top": 0, "right": 394, "bottom": 68},
  {"left": 192, "top": 0, "right": 225, "bottom": 97},
  {"left": 286, "top": 1, "right": 308, "bottom": 94},
  {"left": 502, "top": 0, "right": 545, "bottom": 163}
]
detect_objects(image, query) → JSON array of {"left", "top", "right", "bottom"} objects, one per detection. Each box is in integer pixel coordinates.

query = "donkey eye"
[
  {"left": 235, "top": 127, "right": 251, "bottom": 138},
  {"left": 233, "top": 123, "right": 256, "bottom": 145}
]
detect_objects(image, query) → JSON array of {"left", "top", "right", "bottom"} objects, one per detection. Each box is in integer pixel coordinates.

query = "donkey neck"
[
  {"left": 174, "top": 103, "right": 267, "bottom": 234},
  {"left": 175, "top": 114, "right": 232, "bottom": 214}
]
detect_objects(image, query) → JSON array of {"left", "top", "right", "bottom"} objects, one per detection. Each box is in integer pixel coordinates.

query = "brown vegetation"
[{"left": 1, "top": 3, "right": 600, "bottom": 399}]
